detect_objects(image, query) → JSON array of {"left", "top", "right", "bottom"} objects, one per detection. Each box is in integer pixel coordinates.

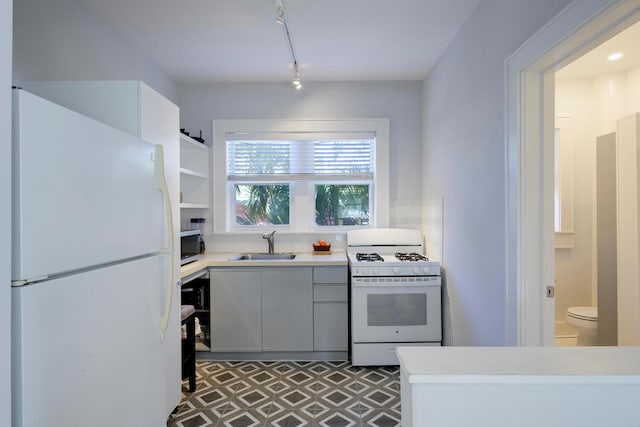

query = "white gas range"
[{"left": 347, "top": 228, "right": 442, "bottom": 366}]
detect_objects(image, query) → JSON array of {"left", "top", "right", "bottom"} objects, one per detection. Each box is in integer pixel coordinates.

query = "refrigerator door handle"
[{"left": 155, "top": 145, "right": 175, "bottom": 340}]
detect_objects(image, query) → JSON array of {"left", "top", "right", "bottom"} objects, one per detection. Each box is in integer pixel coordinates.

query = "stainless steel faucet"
[{"left": 262, "top": 230, "right": 276, "bottom": 254}]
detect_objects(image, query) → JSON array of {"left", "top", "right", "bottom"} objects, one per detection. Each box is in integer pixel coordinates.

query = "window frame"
[{"left": 212, "top": 119, "right": 389, "bottom": 233}]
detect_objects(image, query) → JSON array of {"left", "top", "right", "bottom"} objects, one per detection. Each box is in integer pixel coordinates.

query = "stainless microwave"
[{"left": 180, "top": 230, "right": 205, "bottom": 265}]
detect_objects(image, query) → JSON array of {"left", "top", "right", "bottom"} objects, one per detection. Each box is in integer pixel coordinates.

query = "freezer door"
[
  {"left": 12, "top": 90, "right": 165, "bottom": 281},
  {"left": 11, "top": 255, "right": 177, "bottom": 427}
]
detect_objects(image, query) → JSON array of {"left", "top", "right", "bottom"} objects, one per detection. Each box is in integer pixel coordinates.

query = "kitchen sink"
[{"left": 228, "top": 253, "right": 296, "bottom": 261}]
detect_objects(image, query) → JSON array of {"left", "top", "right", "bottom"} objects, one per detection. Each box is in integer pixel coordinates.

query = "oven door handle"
[{"left": 351, "top": 279, "right": 441, "bottom": 288}]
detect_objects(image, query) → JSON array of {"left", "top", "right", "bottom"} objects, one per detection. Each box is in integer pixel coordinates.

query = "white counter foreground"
[{"left": 397, "top": 346, "right": 640, "bottom": 427}]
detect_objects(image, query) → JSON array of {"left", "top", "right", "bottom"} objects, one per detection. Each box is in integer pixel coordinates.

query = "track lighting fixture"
[
  {"left": 274, "top": 0, "right": 303, "bottom": 90},
  {"left": 292, "top": 66, "right": 302, "bottom": 90}
]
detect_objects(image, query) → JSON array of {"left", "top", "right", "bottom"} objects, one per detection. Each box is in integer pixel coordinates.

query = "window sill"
[{"left": 555, "top": 231, "right": 574, "bottom": 249}]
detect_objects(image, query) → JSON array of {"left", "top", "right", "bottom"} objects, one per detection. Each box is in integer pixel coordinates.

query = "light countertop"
[
  {"left": 181, "top": 251, "right": 347, "bottom": 279},
  {"left": 397, "top": 346, "right": 640, "bottom": 384}
]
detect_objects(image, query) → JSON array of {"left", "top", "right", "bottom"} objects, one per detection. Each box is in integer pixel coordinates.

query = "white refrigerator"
[{"left": 11, "top": 89, "right": 180, "bottom": 426}]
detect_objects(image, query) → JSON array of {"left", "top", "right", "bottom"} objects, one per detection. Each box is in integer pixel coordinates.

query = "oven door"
[{"left": 351, "top": 276, "right": 441, "bottom": 343}]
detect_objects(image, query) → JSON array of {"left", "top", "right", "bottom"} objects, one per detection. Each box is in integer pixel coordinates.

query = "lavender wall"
[
  {"left": 422, "top": 0, "right": 573, "bottom": 345},
  {"left": 12, "top": 0, "right": 176, "bottom": 101},
  {"left": 177, "top": 81, "right": 424, "bottom": 212}
]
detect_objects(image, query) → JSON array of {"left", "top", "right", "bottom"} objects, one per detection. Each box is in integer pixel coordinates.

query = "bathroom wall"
[
  {"left": 593, "top": 73, "right": 627, "bottom": 135},
  {"left": 555, "top": 79, "right": 597, "bottom": 321},
  {"left": 555, "top": 65, "right": 640, "bottom": 321}
]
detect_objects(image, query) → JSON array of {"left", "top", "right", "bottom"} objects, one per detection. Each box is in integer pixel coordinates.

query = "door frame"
[{"left": 505, "top": 0, "right": 640, "bottom": 345}]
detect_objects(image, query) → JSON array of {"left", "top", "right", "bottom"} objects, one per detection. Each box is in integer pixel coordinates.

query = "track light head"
[
  {"left": 292, "top": 76, "right": 302, "bottom": 90},
  {"left": 292, "top": 66, "right": 302, "bottom": 90}
]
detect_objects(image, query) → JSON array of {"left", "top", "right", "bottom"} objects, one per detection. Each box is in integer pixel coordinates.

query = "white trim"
[
  {"left": 505, "top": 0, "right": 640, "bottom": 346},
  {"left": 212, "top": 118, "right": 389, "bottom": 233}
]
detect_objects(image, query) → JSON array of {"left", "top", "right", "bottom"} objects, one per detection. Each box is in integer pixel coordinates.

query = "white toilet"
[{"left": 566, "top": 306, "right": 598, "bottom": 346}]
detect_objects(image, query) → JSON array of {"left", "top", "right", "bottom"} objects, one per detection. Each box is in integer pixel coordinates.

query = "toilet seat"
[
  {"left": 567, "top": 306, "right": 598, "bottom": 322},
  {"left": 566, "top": 306, "right": 598, "bottom": 345}
]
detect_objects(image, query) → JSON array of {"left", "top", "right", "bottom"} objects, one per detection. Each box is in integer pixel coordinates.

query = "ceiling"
[
  {"left": 557, "top": 20, "right": 640, "bottom": 79},
  {"left": 76, "top": 0, "right": 480, "bottom": 84}
]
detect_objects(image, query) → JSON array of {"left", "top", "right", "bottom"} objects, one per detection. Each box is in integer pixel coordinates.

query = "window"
[
  {"left": 554, "top": 117, "right": 575, "bottom": 248},
  {"left": 315, "top": 184, "right": 370, "bottom": 226},
  {"left": 213, "top": 119, "right": 389, "bottom": 232},
  {"left": 234, "top": 183, "right": 290, "bottom": 226}
]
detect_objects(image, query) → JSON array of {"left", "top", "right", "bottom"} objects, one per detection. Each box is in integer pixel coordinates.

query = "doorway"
[
  {"left": 505, "top": 0, "right": 640, "bottom": 346},
  {"left": 553, "top": 21, "right": 640, "bottom": 346}
]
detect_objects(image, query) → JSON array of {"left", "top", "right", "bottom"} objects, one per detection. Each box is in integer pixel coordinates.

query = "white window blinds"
[
  {"left": 227, "top": 141, "right": 291, "bottom": 178},
  {"left": 227, "top": 133, "right": 375, "bottom": 181},
  {"left": 313, "top": 140, "right": 373, "bottom": 175}
]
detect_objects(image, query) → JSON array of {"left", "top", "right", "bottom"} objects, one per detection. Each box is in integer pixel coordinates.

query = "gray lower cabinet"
[
  {"left": 262, "top": 268, "right": 313, "bottom": 351},
  {"left": 209, "top": 265, "right": 347, "bottom": 356},
  {"left": 313, "top": 267, "right": 348, "bottom": 351},
  {"left": 210, "top": 267, "right": 314, "bottom": 353},
  {"left": 210, "top": 269, "right": 262, "bottom": 352}
]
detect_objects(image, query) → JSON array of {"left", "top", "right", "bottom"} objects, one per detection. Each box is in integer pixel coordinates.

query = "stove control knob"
[
  {"left": 373, "top": 267, "right": 379, "bottom": 275},
  {"left": 413, "top": 266, "right": 420, "bottom": 274},
  {"left": 423, "top": 267, "right": 431, "bottom": 275},
  {"left": 354, "top": 268, "right": 361, "bottom": 275},
  {"left": 393, "top": 267, "right": 400, "bottom": 274}
]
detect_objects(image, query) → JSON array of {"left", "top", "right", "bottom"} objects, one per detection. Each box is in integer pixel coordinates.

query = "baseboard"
[{"left": 555, "top": 320, "right": 577, "bottom": 338}]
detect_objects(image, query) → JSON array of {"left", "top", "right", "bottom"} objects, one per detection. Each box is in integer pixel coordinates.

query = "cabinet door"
[
  {"left": 210, "top": 270, "right": 261, "bottom": 352},
  {"left": 314, "top": 302, "right": 348, "bottom": 351},
  {"left": 262, "top": 268, "right": 313, "bottom": 351},
  {"left": 313, "top": 266, "right": 348, "bottom": 351}
]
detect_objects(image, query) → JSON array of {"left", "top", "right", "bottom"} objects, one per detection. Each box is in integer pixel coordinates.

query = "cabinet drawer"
[
  {"left": 313, "top": 284, "right": 347, "bottom": 302},
  {"left": 313, "top": 267, "right": 347, "bottom": 284}
]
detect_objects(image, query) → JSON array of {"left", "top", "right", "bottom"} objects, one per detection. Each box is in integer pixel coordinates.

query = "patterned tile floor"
[{"left": 168, "top": 361, "right": 401, "bottom": 427}]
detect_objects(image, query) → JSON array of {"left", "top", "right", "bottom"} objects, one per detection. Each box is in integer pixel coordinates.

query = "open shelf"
[
  {"left": 180, "top": 202, "right": 209, "bottom": 209},
  {"left": 180, "top": 133, "right": 208, "bottom": 150},
  {"left": 180, "top": 167, "right": 208, "bottom": 179},
  {"left": 180, "top": 132, "right": 210, "bottom": 212}
]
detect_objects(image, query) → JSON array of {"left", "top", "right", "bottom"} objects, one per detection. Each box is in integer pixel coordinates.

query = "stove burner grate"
[
  {"left": 355, "top": 253, "right": 384, "bottom": 262},
  {"left": 395, "top": 252, "right": 429, "bottom": 262}
]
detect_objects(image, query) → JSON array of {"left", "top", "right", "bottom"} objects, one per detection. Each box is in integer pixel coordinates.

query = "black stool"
[{"left": 181, "top": 305, "right": 196, "bottom": 392}]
